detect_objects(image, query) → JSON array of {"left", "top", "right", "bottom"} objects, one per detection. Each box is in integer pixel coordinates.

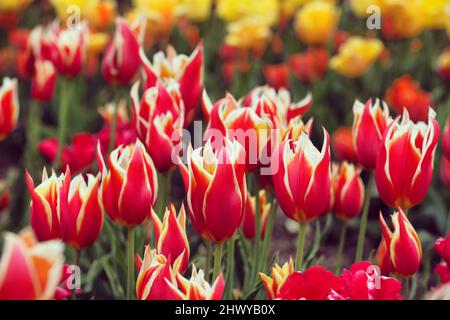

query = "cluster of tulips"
[{"left": 0, "top": 0, "right": 450, "bottom": 301}]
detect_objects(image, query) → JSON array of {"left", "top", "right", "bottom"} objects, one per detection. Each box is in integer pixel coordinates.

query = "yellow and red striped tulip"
[
  {"left": 331, "top": 162, "right": 364, "bottom": 220},
  {"left": 31, "top": 59, "right": 57, "bottom": 102},
  {"left": 379, "top": 208, "right": 422, "bottom": 278},
  {"left": 140, "top": 42, "right": 203, "bottom": 126},
  {"left": 271, "top": 129, "right": 331, "bottom": 223},
  {"left": 49, "top": 22, "right": 88, "bottom": 78},
  {"left": 102, "top": 18, "right": 140, "bottom": 86},
  {"left": 179, "top": 138, "right": 246, "bottom": 243},
  {"left": 375, "top": 109, "right": 440, "bottom": 209},
  {"left": 61, "top": 174, "right": 103, "bottom": 249},
  {"left": 242, "top": 189, "right": 271, "bottom": 240},
  {"left": 130, "top": 80, "right": 184, "bottom": 173},
  {"left": 352, "top": 99, "right": 391, "bottom": 169},
  {"left": 259, "top": 257, "right": 294, "bottom": 300},
  {"left": 136, "top": 246, "right": 181, "bottom": 300},
  {"left": 98, "top": 140, "right": 158, "bottom": 227},
  {"left": 26, "top": 168, "right": 71, "bottom": 241},
  {"left": 442, "top": 116, "right": 450, "bottom": 161},
  {"left": 0, "top": 77, "right": 19, "bottom": 141},
  {"left": 168, "top": 266, "right": 225, "bottom": 300},
  {"left": 151, "top": 204, "right": 190, "bottom": 273},
  {"left": 0, "top": 230, "right": 64, "bottom": 300}
]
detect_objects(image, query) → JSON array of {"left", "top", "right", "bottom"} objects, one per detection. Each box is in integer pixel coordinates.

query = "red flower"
[
  {"left": 289, "top": 48, "right": 329, "bottom": 84},
  {"left": 352, "top": 98, "right": 391, "bottom": 169},
  {"left": 378, "top": 208, "right": 422, "bottom": 278},
  {"left": 140, "top": 42, "right": 203, "bottom": 126},
  {"left": 385, "top": 75, "right": 433, "bottom": 122},
  {"left": 179, "top": 138, "right": 246, "bottom": 242},
  {"left": 375, "top": 109, "right": 439, "bottom": 209},
  {"left": 331, "top": 162, "right": 364, "bottom": 220},
  {"left": 331, "top": 261, "right": 403, "bottom": 300},
  {"left": 276, "top": 266, "right": 343, "bottom": 300},
  {"left": 241, "top": 190, "right": 271, "bottom": 240},
  {"left": 61, "top": 174, "right": 103, "bottom": 249},
  {"left": 31, "top": 58, "right": 57, "bottom": 102},
  {"left": 271, "top": 129, "right": 331, "bottom": 222},
  {"left": 0, "top": 77, "right": 19, "bottom": 141},
  {"left": 435, "top": 262, "right": 450, "bottom": 284},
  {"left": 26, "top": 168, "right": 71, "bottom": 241},
  {"left": 151, "top": 204, "right": 190, "bottom": 273},
  {"left": 435, "top": 233, "right": 450, "bottom": 266},
  {"left": 263, "top": 63, "right": 289, "bottom": 90},
  {"left": 130, "top": 80, "right": 184, "bottom": 173},
  {"left": 98, "top": 140, "right": 158, "bottom": 227},
  {"left": 332, "top": 126, "right": 356, "bottom": 163},
  {"left": 102, "top": 18, "right": 140, "bottom": 86}
]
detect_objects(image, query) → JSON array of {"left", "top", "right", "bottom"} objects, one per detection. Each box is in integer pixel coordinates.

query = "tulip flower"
[
  {"left": 0, "top": 77, "right": 19, "bottom": 141},
  {"left": 275, "top": 266, "right": 343, "bottom": 300},
  {"left": 140, "top": 42, "right": 203, "bottom": 126},
  {"left": 332, "top": 126, "right": 356, "bottom": 163},
  {"left": 130, "top": 80, "right": 184, "bottom": 173},
  {"left": 294, "top": 0, "right": 340, "bottom": 45},
  {"left": 381, "top": 1, "right": 424, "bottom": 40},
  {"left": 136, "top": 246, "right": 181, "bottom": 300},
  {"left": 224, "top": 18, "right": 272, "bottom": 55},
  {"left": 61, "top": 174, "right": 103, "bottom": 249},
  {"left": 435, "top": 233, "right": 450, "bottom": 284},
  {"left": 330, "top": 36, "right": 383, "bottom": 78},
  {"left": 262, "top": 63, "right": 289, "bottom": 90},
  {"left": 0, "top": 231, "right": 64, "bottom": 300},
  {"left": 151, "top": 204, "right": 190, "bottom": 273},
  {"left": 26, "top": 167, "right": 71, "bottom": 241},
  {"left": 167, "top": 266, "right": 225, "bottom": 300},
  {"left": 289, "top": 47, "right": 329, "bottom": 84},
  {"left": 437, "top": 48, "right": 450, "bottom": 81},
  {"left": 378, "top": 208, "right": 422, "bottom": 278},
  {"left": 332, "top": 162, "right": 364, "bottom": 220},
  {"left": 442, "top": 116, "right": 450, "bottom": 161},
  {"left": 375, "top": 108, "right": 439, "bottom": 209},
  {"left": 179, "top": 138, "right": 246, "bottom": 243},
  {"left": 242, "top": 190, "right": 271, "bottom": 240},
  {"left": 330, "top": 261, "right": 403, "bottom": 300},
  {"left": 31, "top": 59, "right": 57, "bottom": 102},
  {"left": 259, "top": 258, "right": 294, "bottom": 300},
  {"left": 385, "top": 75, "right": 433, "bottom": 122},
  {"left": 352, "top": 98, "right": 391, "bottom": 169},
  {"left": 49, "top": 22, "right": 87, "bottom": 78},
  {"left": 271, "top": 129, "right": 331, "bottom": 223},
  {"left": 101, "top": 18, "right": 140, "bottom": 86},
  {"left": 98, "top": 140, "right": 158, "bottom": 227}
]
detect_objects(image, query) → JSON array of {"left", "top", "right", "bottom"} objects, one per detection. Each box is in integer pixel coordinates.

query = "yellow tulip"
[
  {"left": 0, "top": 0, "right": 31, "bottom": 12},
  {"left": 178, "top": 0, "right": 213, "bottom": 22},
  {"left": 225, "top": 18, "right": 272, "bottom": 52},
  {"left": 50, "top": 0, "right": 91, "bottom": 20},
  {"left": 330, "top": 36, "right": 383, "bottom": 78},
  {"left": 217, "top": 0, "right": 279, "bottom": 26},
  {"left": 131, "top": 0, "right": 180, "bottom": 38},
  {"left": 349, "top": 0, "right": 385, "bottom": 17},
  {"left": 294, "top": 0, "right": 340, "bottom": 45},
  {"left": 423, "top": 0, "right": 450, "bottom": 30},
  {"left": 382, "top": 0, "right": 424, "bottom": 39}
]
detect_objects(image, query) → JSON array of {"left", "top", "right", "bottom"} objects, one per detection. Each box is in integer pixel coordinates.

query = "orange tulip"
[{"left": 0, "top": 230, "right": 64, "bottom": 300}]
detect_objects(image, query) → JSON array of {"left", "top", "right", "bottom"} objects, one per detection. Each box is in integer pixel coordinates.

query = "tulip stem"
[
  {"left": 335, "top": 221, "right": 347, "bottom": 273},
  {"left": 25, "top": 100, "right": 42, "bottom": 176},
  {"left": 205, "top": 240, "right": 212, "bottom": 282},
  {"left": 295, "top": 222, "right": 307, "bottom": 271},
  {"left": 126, "top": 227, "right": 135, "bottom": 300},
  {"left": 225, "top": 238, "right": 235, "bottom": 299},
  {"left": 355, "top": 172, "right": 374, "bottom": 262},
  {"left": 55, "top": 77, "right": 72, "bottom": 170},
  {"left": 212, "top": 242, "right": 224, "bottom": 281}
]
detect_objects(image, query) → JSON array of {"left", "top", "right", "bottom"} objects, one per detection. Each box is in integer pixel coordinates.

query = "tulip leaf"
[{"left": 101, "top": 254, "right": 125, "bottom": 299}]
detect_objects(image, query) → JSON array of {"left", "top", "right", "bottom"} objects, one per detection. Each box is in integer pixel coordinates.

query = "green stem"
[
  {"left": 225, "top": 238, "right": 235, "bottom": 299},
  {"left": 212, "top": 242, "right": 224, "bottom": 281},
  {"left": 25, "top": 100, "right": 42, "bottom": 176},
  {"left": 447, "top": 204, "right": 450, "bottom": 233},
  {"left": 403, "top": 277, "right": 410, "bottom": 300},
  {"left": 258, "top": 200, "right": 277, "bottom": 272},
  {"left": 126, "top": 227, "right": 136, "bottom": 300},
  {"left": 156, "top": 171, "right": 172, "bottom": 218},
  {"left": 355, "top": 172, "right": 374, "bottom": 262},
  {"left": 295, "top": 222, "right": 307, "bottom": 270},
  {"left": 71, "top": 249, "right": 81, "bottom": 300},
  {"left": 108, "top": 99, "right": 120, "bottom": 154},
  {"left": 205, "top": 241, "right": 212, "bottom": 282},
  {"left": 335, "top": 221, "right": 348, "bottom": 273},
  {"left": 55, "top": 78, "right": 72, "bottom": 169}
]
